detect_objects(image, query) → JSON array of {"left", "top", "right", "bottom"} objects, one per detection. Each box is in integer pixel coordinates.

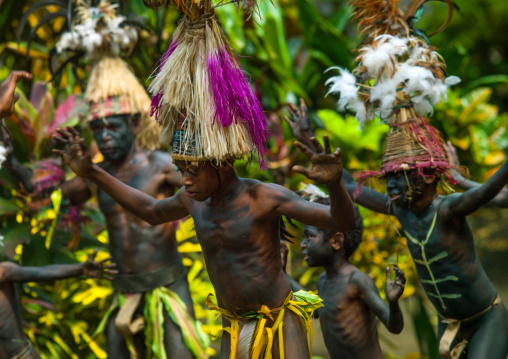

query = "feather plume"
[
  {"left": 300, "top": 184, "right": 329, "bottom": 202},
  {"left": 56, "top": 2, "right": 138, "bottom": 59},
  {"left": 350, "top": 0, "right": 408, "bottom": 39}
]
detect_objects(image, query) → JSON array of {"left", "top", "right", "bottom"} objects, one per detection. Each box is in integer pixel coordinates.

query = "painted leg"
[
  {"left": 467, "top": 304, "right": 508, "bottom": 359},
  {"left": 271, "top": 309, "right": 309, "bottom": 359},
  {"left": 220, "top": 317, "right": 232, "bottom": 359},
  {"left": 107, "top": 309, "right": 146, "bottom": 359}
]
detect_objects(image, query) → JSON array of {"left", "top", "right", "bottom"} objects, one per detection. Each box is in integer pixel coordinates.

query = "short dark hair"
[{"left": 314, "top": 197, "right": 364, "bottom": 258}]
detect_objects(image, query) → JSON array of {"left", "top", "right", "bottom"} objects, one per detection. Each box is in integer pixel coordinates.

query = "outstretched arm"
[
  {"left": 341, "top": 169, "right": 392, "bottom": 215},
  {"left": 445, "top": 141, "right": 508, "bottom": 208},
  {"left": 285, "top": 99, "right": 391, "bottom": 215},
  {"left": 53, "top": 127, "right": 189, "bottom": 225},
  {"left": 0, "top": 250, "right": 117, "bottom": 283},
  {"left": 443, "top": 159, "right": 508, "bottom": 217},
  {"left": 352, "top": 265, "right": 405, "bottom": 334}
]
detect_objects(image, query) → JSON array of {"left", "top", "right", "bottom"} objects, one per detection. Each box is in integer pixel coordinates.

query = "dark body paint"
[
  {"left": 284, "top": 100, "right": 508, "bottom": 358},
  {"left": 317, "top": 270, "right": 383, "bottom": 359},
  {"left": 342, "top": 168, "right": 508, "bottom": 358},
  {"left": 3, "top": 114, "right": 193, "bottom": 358},
  {"left": 300, "top": 224, "right": 404, "bottom": 359},
  {"left": 188, "top": 178, "right": 314, "bottom": 359},
  {"left": 75, "top": 116, "right": 194, "bottom": 359},
  {"left": 52, "top": 126, "right": 356, "bottom": 359}
]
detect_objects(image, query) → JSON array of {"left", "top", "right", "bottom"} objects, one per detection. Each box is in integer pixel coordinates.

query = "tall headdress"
[
  {"left": 145, "top": 0, "right": 269, "bottom": 167},
  {"left": 326, "top": 0, "right": 459, "bottom": 182},
  {"left": 51, "top": 0, "right": 161, "bottom": 150}
]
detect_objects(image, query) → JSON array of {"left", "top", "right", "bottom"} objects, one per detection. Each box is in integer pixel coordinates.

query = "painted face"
[
  {"left": 90, "top": 115, "right": 136, "bottom": 161},
  {"left": 386, "top": 170, "right": 424, "bottom": 207},
  {"left": 300, "top": 225, "right": 335, "bottom": 268},
  {"left": 174, "top": 161, "right": 221, "bottom": 202}
]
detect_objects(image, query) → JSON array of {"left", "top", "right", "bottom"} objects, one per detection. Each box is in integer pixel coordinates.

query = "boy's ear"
[{"left": 329, "top": 232, "right": 344, "bottom": 251}]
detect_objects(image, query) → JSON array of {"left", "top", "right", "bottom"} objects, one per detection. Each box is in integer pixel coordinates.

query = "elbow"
[
  {"left": 387, "top": 320, "right": 404, "bottom": 334},
  {"left": 144, "top": 211, "right": 164, "bottom": 226},
  {"left": 389, "top": 326, "right": 403, "bottom": 335}
]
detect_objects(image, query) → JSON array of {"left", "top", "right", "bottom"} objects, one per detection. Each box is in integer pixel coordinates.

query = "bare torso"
[
  {"left": 317, "top": 269, "right": 384, "bottom": 359},
  {"left": 98, "top": 149, "right": 182, "bottom": 275},
  {"left": 188, "top": 178, "right": 291, "bottom": 312},
  {"left": 394, "top": 196, "right": 497, "bottom": 319}
]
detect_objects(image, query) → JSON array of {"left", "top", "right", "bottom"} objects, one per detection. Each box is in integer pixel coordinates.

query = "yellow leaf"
[
  {"left": 176, "top": 217, "right": 197, "bottom": 242},
  {"left": 178, "top": 242, "right": 202, "bottom": 253}
]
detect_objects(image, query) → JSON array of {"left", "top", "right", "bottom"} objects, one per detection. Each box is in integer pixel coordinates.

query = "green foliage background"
[{"left": 0, "top": 0, "right": 507, "bottom": 358}]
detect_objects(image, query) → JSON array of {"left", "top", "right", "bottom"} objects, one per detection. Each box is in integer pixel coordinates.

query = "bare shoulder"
[
  {"left": 438, "top": 193, "right": 461, "bottom": 218},
  {"left": 248, "top": 180, "right": 297, "bottom": 199},
  {"left": 147, "top": 150, "right": 174, "bottom": 170},
  {"left": 350, "top": 268, "right": 375, "bottom": 292},
  {"left": 149, "top": 150, "right": 173, "bottom": 165}
]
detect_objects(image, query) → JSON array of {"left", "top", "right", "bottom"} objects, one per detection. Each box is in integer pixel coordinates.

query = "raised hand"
[
  {"left": 0, "top": 71, "right": 32, "bottom": 118},
  {"left": 53, "top": 127, "right": 93, "bottom": 177},
  {"left": 385, "top": 265, "right": 406, "bottom": 304},
  {"left": 292, "top": 135, "right": 343, "bottom": 185},
  {"left": 284, "top": 98, "right": 314, "bottom": 146},
  {"left": 83, "top": 249, "right": 118, "bottom": 280}
]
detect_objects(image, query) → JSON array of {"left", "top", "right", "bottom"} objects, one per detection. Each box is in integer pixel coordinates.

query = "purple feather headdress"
[{"left": 148, "top": 13, "right": 269, "bottom": 168}]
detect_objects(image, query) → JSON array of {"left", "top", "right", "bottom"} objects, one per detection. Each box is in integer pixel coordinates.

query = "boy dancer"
[{"left": 299, "top": 187, "right": 405, "bottom": 359}]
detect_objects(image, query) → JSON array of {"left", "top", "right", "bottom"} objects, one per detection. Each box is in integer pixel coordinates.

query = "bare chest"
[
  {"left": 99, "top": 164, "right": 166, "bottom": 214},
  {"left": 192, "top": 201, "right": 258, "bottom": 251}
]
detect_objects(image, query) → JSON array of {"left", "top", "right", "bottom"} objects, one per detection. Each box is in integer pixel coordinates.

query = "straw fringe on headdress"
[
  {"left": 149, "top": 13, "right": 268, "bottom": 167},
  {"left": 325, "top": 0, "right": 460, "bottom": 187},
  {"left": 85, "top": 56, "right": 161, "bottom": 151}
]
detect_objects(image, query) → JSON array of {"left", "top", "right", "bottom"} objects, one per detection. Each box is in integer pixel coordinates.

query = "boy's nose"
[{"left": 182, "top": 174, "right": 193, "bottom": 186}]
